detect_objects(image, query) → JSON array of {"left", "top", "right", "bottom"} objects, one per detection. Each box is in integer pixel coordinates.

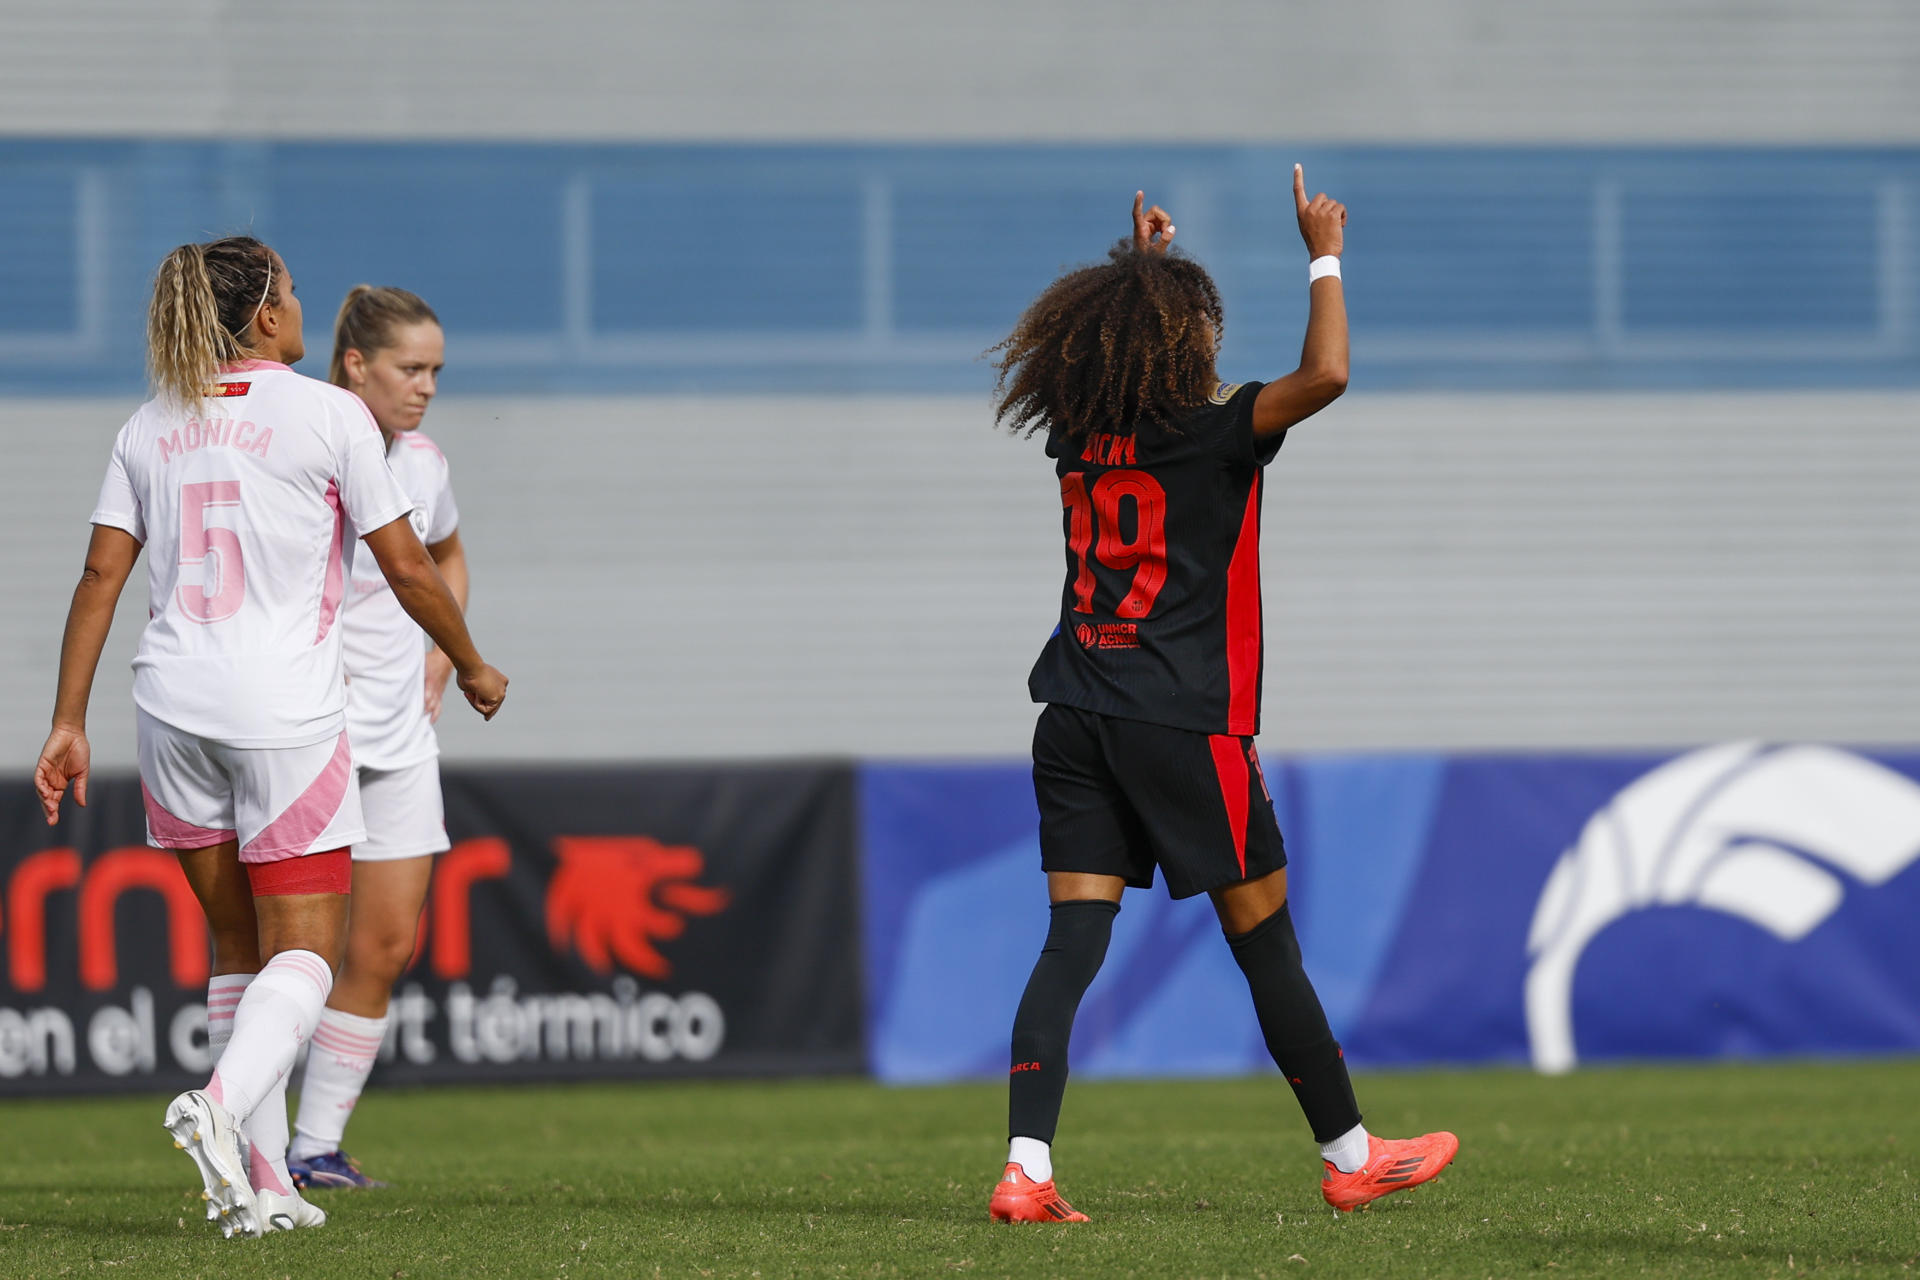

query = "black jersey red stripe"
[
  {"left": 1223, "top": 473, "right": 1263, "bottom": 735},
  {"left": 1207, "top": 732, "right": 1251, "bottom": 875},
  {"left": 1028, "top": 381, "right": 1284, "bottom": 737}
]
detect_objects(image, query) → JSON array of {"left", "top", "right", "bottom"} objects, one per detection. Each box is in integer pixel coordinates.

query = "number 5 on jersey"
[
  {"left": 178, "top": 480, "right": 245, "bottom": 623},
  {"left": 1062, "top": 469, "right": 1168, "bottom": 619}
]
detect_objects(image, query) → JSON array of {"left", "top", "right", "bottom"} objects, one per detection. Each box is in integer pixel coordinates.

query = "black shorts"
[{"left": 1032, "top": 703, "right": 1286, "bottom": 900}]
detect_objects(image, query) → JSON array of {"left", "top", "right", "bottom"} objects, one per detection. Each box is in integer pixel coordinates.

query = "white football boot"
[
  {"left": 205, "top": 1129, "right": 254, "bottom": 1221},
  {"left": 256, "top": 1188, "right": 327, "bottom": 1233},
  {"left": 163, "top": 1090, "right": 260, "bottom": 1238}
]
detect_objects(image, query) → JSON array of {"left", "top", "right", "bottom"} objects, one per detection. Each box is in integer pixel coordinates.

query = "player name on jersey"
[
  {"left": 155, "top": 417, "right": 273, "bottom": 464},
  {"left": 1079, "top": 432, "right": 1137, "bottom": 466}
]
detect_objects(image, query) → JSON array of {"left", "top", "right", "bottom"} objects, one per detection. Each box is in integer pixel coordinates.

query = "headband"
[{"left": 243, "top": 257, "right": 274, "bottom": 337}]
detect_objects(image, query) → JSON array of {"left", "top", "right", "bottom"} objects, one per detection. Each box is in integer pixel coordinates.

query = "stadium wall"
[
  {"left": 8, "top": 390, "right": 1920, "bottom": 767},
  {"left": 2, "top": 0, "right": 1917, "bottom": 143},
  {"left": 5, "top": 138, "right": 1919, "bottom": 760},
  {"left": 5, "top": 141, "right": 1917, "bottom": 398}
]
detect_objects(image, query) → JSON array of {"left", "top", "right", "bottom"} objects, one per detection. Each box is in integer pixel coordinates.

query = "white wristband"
[{"left": 1308, "top": 255, "right": 1342, "bottom": 283}]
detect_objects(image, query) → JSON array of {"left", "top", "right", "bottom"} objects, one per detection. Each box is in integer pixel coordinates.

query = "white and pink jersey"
[
  {"left": 341, "top": 430, "right": 459, "bottom": 771},
  {"left": 90, "top": 361, "right": 415, "bottom": 748}
]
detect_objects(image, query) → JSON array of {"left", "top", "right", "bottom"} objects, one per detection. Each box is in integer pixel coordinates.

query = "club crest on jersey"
[
  {"left": 1208, "top": 382, "right": 1244, "bottom": 405},
  {"left": 210, "top": 381, "right": 251, "bottom": 398}
]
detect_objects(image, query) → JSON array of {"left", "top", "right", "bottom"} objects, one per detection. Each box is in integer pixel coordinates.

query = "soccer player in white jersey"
[
  {"left": 287, "top": 286, "right": 464, "bottom": 1189},
  {"left": 31, "top": 236, "right": 509, "bottom": 1239}
]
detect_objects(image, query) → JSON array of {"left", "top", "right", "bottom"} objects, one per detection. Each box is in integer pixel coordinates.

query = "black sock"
[
  {"left": 1226, "top": 903, "right": 1363, "bottom": 1144},
  {"left": 1007, "top": 898, "right": 1120, "bottom": 1144}
]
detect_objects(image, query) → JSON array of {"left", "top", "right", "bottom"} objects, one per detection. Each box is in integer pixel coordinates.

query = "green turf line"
[{"left": 1, "top": 1060, "right": 1916, "bottom": 1278}]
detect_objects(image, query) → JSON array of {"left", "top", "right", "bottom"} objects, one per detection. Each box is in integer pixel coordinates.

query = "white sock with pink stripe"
[
  {"left": 289, "top": 1007, "right": 388, "bottom": 1162},
  {"left": 206, "top": 949, "right": 332, "bottom": 1124},
  {"left": 205, "top": 973, "right": 255, "bottom": 1059},
  {"left": 245, "top": 1074, "right": 297, "bottom": 1194}
]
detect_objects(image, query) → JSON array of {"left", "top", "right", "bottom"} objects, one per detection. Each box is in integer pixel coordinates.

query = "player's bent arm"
[
  {"left": 427, "top": 530, "right": 469, "bottom": 611},
  {"left": 36, "top": 525, "right": 141, "bottom": 821},
  {"left": 1251, "top": 277, "right": 1348, "bottom": 438},
  {"left": 50, "top": 525, "right": 142, "bottom": 731},
  {"left": 362, "top": 516, "right": 507, "bottom": 719},
  {"left": 421, "top": 531, "right": 468, "bottom": 719}
]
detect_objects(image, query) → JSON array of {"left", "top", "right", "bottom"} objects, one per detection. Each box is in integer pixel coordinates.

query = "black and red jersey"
[{"left": 1027, "top": 381, "right": 1283, "bottom": 736}]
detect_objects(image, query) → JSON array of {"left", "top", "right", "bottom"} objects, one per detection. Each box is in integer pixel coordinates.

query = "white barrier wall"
[
  {"left": 2, "top": 0, "right": 1917, "bottom": 142},
  {"left": 8, "top": 392, "right": 1918, "bottom": 766}
]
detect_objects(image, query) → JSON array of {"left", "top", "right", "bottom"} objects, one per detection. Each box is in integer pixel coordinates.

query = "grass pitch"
[{"left": 2, "top": 1059, "right": 1916, "bottom": 1279}]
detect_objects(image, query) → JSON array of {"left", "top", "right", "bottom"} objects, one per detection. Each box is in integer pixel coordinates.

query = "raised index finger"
[
  {"left": 1133, "top": 190, "right": 1145, "bottom": 224},
  {"left": 1294, "top": 163, "right": 1311, "bottom": 213}
]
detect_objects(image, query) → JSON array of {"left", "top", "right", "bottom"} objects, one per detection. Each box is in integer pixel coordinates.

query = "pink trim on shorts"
[
  {"left": 240, "top": 732, "right": 353, "bottom": 863},
  {"left": 315, "top": 478, "right": 346, "bottom": 643},
  {"left": 140, "top": 781, "right": 237, "bottom": 849}
]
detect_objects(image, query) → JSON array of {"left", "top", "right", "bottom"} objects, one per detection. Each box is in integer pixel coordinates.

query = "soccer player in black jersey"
[{"left": 986, "top": 168, "right": 1458, "bottom": 1222}]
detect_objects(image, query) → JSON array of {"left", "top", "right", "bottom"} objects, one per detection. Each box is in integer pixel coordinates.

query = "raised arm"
[
  {"left": 1251, "top": 164, "right": 1349, "bottom": 438},
  {"left": 35, "top": 525, "right": 143, "bottom": 823},
  {"left": 1132, "top": 190, "right": 1176, "bottom": 254},
  {"left": 361, "top": 516, "right": 506, "bottom": 719}
]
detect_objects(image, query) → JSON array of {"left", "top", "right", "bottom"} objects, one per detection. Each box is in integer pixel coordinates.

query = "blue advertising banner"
[{"left": 860, "top": 745, "right": 1920, "bottom": 1082}]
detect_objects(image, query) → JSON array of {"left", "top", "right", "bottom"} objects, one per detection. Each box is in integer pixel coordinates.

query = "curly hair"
[{"left": 990, "top": 241, "right": 1224, "bottom": 442}]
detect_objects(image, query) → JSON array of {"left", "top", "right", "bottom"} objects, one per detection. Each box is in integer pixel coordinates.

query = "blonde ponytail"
[
  {"left": 330, "top": 284, "right": 440, "bottom": 388},
  {"left": 145, "top": 236, "right": 277, "bottom": 408}
]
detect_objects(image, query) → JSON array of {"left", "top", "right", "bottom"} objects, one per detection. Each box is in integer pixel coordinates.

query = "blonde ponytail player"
[
  {"left": 288, "top": 286, "right": 468, "bottom": 1190},
  {"left": 33, "top": 238, "right": 507, "bottom": 1238}
]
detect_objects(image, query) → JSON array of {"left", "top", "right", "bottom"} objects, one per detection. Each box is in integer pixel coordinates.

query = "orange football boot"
[
  {"left": 1320, "top": 1132, "right": 1459, "bottom": 1213},
  {"left": 988, "top": 1162, "right": 1089, "bottom": 1223}
]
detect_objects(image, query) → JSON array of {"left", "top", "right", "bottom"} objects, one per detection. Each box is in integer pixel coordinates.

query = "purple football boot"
[{"left": 288, "top": 1150, "right": 388, "bottom": 1190}]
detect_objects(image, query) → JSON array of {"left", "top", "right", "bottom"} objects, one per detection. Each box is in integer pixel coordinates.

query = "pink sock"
[
  {"left": 245, "top": 1073, "right": 294, "bottom": 1194},
  {"left": 207, "top": 949, "right": 332, "bottom": 1124},
  {"left": 206, "top": 973, "right": 254, "bottom": 1061}
]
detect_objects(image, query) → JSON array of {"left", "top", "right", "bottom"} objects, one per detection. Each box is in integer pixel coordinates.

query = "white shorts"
[
  {"left": 353, "top": 756, "right": 450, "bottom": 862},
  {"left": 137, "top": 709, "right": 366, "bottom": 864}
]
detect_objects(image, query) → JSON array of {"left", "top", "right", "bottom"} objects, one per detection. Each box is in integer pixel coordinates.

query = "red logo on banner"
[
  {"left": 426, "top": 838, "right": 510, "bottom": 980},
  {"left": 2, "top": 832, "right": 727, "bottom": 991},
  {"left": 545, "top": 837, "right": 731, "bottom": 978},
  {"left": 7, "top": 847, "right": 209, "bottom": 992}
]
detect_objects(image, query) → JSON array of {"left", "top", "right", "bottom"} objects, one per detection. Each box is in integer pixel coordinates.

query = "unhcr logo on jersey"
[{"left": 1523, "top": 743, "right": 1920, "bottom": 1074}]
